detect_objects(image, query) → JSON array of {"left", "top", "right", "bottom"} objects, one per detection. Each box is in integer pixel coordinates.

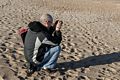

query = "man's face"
[{"left": 44, "top": 20, "right": 53, "bottom": 28}]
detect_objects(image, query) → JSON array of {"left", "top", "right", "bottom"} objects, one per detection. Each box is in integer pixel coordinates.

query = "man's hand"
[{"left": 55, "top": 20, "right": 63, "bottom": 31}]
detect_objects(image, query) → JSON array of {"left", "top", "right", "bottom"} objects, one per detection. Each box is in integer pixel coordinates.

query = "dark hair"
[{"left": 28, "top": 21, "right": 42, "bottom": 32}]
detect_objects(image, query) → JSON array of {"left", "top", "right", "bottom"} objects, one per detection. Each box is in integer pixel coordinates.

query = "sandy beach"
[{"left": 0, "top": 0, "right": 120, "bottom": 80}]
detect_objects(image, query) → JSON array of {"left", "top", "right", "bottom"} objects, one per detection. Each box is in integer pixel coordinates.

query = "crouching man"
[{"left": 24, "top": 14, "right": 63, "bottom": 75}]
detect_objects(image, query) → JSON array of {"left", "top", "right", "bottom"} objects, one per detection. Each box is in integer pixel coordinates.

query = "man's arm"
[
  {"left": 42, "top": 20, "right": 63, "bottom": 45},
  {"left": 52, "top": 20, "right": 63, "bottom": 44}
]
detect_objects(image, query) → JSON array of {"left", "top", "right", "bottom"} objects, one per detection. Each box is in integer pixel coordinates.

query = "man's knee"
[
  {"left": 54, "top": 45, "right": 61, "bottom": 51},
  {"left": 50, "top": 45, "right": 61, "bottom": 53}
]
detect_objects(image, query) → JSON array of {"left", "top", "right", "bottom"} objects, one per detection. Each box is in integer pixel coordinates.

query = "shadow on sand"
[{"left": 57, "top": 52, "right": 120, "bottom": 73}]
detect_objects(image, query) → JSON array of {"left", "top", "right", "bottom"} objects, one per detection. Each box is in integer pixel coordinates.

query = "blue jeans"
[{"left": 37, "top": 45, "right": 61, "bottom": 69}]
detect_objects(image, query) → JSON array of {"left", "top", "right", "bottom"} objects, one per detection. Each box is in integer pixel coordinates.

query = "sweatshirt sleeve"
[
  {"left": 41, "top": 30, "right": 62, "bottom": 46},
  {"left": 52, "top": 31, "right": 62, "bottom": 44}
]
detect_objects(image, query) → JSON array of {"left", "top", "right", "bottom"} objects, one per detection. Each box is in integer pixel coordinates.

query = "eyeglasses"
[{"left": 47, "top": 21, "right": 52, "bottom": 23}]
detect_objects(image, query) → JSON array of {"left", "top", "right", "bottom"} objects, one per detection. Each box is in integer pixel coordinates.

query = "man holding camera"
[{"left": 24, "top": 14, "right": 63, "bottom": 75}]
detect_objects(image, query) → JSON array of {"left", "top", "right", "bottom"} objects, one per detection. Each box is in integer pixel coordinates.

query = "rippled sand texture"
[{"left": 0, "top": 0, "right": 120, "bottom": 80}]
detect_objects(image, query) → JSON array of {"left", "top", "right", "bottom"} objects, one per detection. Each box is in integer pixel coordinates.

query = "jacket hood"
[{"left": 28, "top": 21, "right": 47, "bottom": 32}]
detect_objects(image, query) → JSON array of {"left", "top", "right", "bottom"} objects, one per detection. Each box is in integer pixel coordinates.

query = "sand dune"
[{"left": 0, "top": 0, "right": 120, "bottom": 80}]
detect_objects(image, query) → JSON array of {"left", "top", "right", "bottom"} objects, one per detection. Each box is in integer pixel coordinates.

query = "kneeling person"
[{"left": 24, "top": 14, "right": 63, "bottom": 74}]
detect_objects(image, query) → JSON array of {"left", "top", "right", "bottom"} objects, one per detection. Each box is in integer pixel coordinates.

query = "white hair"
[{"left": 40, "top": 14, "right": 53, "bottom": 23}]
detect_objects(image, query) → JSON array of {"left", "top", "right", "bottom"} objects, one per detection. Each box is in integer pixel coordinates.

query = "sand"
[{"left": 0, "top": 0, "right": 120, "bottom": 80}]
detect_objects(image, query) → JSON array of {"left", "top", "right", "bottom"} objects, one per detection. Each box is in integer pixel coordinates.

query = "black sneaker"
[
  {"left": 27, "top": 68, "right": 34, "bottom": 76},
  {"left": 26, "top": 63, "right": 37, "bottom": 76}
]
